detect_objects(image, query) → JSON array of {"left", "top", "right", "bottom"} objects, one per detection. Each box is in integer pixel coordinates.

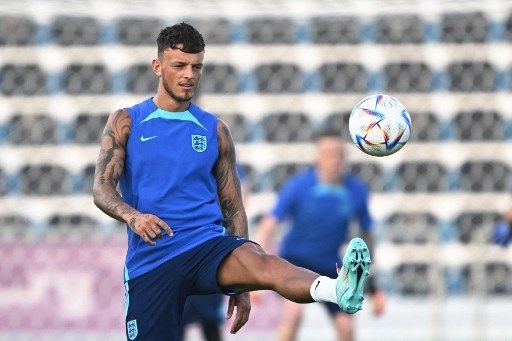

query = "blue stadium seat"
[
  {"left": 310, "top": 16, "right": 361, "bottom": 44},
  {"left": 200, "top": 64, "right": 239, "bottom": 93},
  {"left": 455, "top": 211, "right": 501, "bottom": 244},
  {"left": 184, "top": 18, "right": 231, "bottom": 44},
  {"left": 246, "top": 17, "right": 295, "bottom": 44},
  {"left": 461, "top": 263, "right": 512, "bottom": 294},
  {"left": 374, "top": 14, "right": 424, "bottom": 44},
  {"left": 254, "top": 63, "right": 303, "bottom": 93},
  {"left": 125, "top": 64, "right": 157, "bottom": 94},
  {"left": 115, "top": 17, "right": 162, "bottom": 45},
  {"left": 396, "top": 162, "right": 448, "bottom": 192},
  {"left": 62, "top": 63, "right": 111, "bottom": 94},
  {"left": 347, "top": 162, "right": 386, "bottom": 192},
  {"left": 51, "top": 16, "right": 101, "bottom": 45},
  {"left": 453, "top": 110, "right": 505, "bottom": 141},
  {"left": 410, "top": 112, "right": 441, "bottom": 141},
  {"left": 0, "top": 16, "right": 35, "bottom": 45},
  {"left": 394, "top": 263, "right": 431, "bottom": 296},
  {"left": 48, "top": 213, "right": 99, "bottom": 230},
  {"left": 448, "top": 61, "right": 496, "bottom": 92},
  {"left": 0, "top": 167, "right": 6, "bottom": 196},
  {"left": 72, "top": 113, "right": 109, "bottom": 144},
  {"left": 321, "top": 112, "right": 351, "bottom": 141},
  {"left": 385, "top": 212, "right": 439, "bottom": 244},
  {"left": 8, "top": 114, "right": 57, "bottom": 145},
  {"left": 81, "top": 164, "right": 96, "bottom": 194},
  {"left": 317, "top": 63, "right": 368, "bottom": 93},
  {"left": 383, "top": 62, "right": 432, "bottom": 92},
  {"left": 266, "top": 163, "right": 311, "bottom": 191},
  {"left": 18, "top": 164, "right": 71, "bottom": 195},
  {"left": 260, "top": 112, "right": 312, "bottom": 142},
  {"left": 217, "top": 113, "right": 249, "bottom": 142},
  {"left": 0, "top": 64, "right": 46, "bottom": 95},
  {"left": 441, "top": 12, "right": 488, "bottom": 43},
  {"left": 459, "top": 161, "right": 509, "bottom": 191}
]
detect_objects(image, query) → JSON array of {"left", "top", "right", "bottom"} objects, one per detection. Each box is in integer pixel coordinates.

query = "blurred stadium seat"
[
  {"left": 382, "top": 62, "right": 433, "bottom": 92},
  {"left": 115, "top": 16, "right": 162, "bottom": 45},
  {"left": 246, "top": 17, "right": 295, "bottom": 44},
  {"left": 51, "top": 16, "right": 101, "bottom": 46},
  {"left": 441, "top": 12, "right": 488, "bottom": 43},
  {"left": 0, "top": 64, "right": 46, "bottom": 95},
  {"left": 317, "top": 62, "right": 368, "bottom": 93},
  {"left": 455, "top": 211, "right": 501, "bottom": 243},
  {"left": 1, "top": 2, "right": 512, "bottom": 339},
  {"left": 396, "top": 161, "right": 449, "bottom": 192},
  {"left": 310, "top": 16, "right": 361, "bottom": 44},
  {"left": 384, "top": 212, "right": 439, "bottom": 244},
  {"left": 260, "top": 112, "right": 312, "bottom": 142},
  {"left": 452, "top": 110, "right": 505, "bottom": 141},
  {"left": 8, "top": 114, "right": 57, "bottom": 145},
  {"left": 125, "top": 63, "right": 158, "bottom": 93},
  {"left": 0, "top": 15, "right": 35, "bottom": 45},
  {"left": 255, "top": 63, "right": 303, "bottom": 93},
  {"left": 374, "top": 14, "right": 424, "bottom": 44},
  {"left": 458, "top": 160, "right": 509, "bottom": 191},
  {"left": 62, "top": 63, "right": 111, "bottom": 94},
  {"left": 18, "top": 164, "right": 71, "bottom": 195}
]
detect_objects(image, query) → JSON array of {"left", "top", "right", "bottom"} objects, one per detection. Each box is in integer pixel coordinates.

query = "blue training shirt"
[
  {"left": 272, "top": 167, "right": 372, "bottom": 274},
  {"left": 120, "top": 98, "right": 225, "bottom": 280}
]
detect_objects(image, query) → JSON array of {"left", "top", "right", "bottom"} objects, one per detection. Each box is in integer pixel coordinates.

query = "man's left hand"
[{"left": 226, "top": 292, "right": 251, "bottom": 334}]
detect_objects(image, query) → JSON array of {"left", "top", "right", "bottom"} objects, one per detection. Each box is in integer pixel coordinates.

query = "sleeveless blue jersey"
[{"left": 120, "top": 98, "right": 225, "bottom": 280}]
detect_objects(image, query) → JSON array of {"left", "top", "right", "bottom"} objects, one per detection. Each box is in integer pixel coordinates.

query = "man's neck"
[
  {"left": 153, "top": 91, "right": 190, "bottom": 112},
  {"left": 317, "top": 168, "right": 342, "bottom": 185}
]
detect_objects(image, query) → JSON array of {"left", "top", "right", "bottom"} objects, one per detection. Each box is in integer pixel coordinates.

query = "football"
[{"left": 348, "top": 94, "right": 411, "bottom": 157}]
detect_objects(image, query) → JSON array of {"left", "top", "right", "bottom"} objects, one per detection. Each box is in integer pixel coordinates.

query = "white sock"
[{"left": 309, "top": 276, "right": 337, "bottom": 304}]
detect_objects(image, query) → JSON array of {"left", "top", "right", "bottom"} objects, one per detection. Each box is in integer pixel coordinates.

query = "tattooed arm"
[
  {"left": 93, "top": 109, "right": 172, "bottom": 245},
  {"left": 213, "top": 119, "right": 248, "bottom": 238}
]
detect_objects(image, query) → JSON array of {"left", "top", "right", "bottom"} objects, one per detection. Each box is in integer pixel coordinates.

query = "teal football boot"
[{"left": 336, "top": 237, "right": 371, "bottom": 314}]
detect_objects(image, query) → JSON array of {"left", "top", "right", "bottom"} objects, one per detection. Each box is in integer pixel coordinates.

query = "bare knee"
[
  {"left": 218, "top": 242, "right": 285, "bottom": 290},
  {"left": 248, "top": 252, "right": 286, "bottom": 288}
]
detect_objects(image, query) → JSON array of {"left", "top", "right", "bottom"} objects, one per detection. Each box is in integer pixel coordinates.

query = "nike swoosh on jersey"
[{"left": 140, "top": 135, "right": 158, "bottom": 142}]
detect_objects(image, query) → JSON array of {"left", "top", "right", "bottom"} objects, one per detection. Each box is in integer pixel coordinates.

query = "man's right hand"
[{"left": 127, "top": 213, "right": 173, "bottom": 246}]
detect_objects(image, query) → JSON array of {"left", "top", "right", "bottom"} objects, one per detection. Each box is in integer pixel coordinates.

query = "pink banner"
[{"left": 0, "top": 240, "right": 281, "bottom": 332}]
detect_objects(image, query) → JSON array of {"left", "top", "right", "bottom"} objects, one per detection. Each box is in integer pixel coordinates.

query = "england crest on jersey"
[
  {"left": 191, "top": 134, "right": 207, "bottom": 152},
  {"left": 127, "top": 319, "right": 138, "bottom": 340}
]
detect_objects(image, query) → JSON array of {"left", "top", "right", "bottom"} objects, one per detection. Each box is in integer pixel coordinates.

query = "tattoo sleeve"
[
  {"left": 213, "top": 120, "right": 249, "bottom": 238},
  {"left": 93, "top": 109, "right": 138, "bottom": 226}
]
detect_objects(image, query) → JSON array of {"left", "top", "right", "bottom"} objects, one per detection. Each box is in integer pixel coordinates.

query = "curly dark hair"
[{"left": 157, "top": 22, "right": 205, "bottom": 55}]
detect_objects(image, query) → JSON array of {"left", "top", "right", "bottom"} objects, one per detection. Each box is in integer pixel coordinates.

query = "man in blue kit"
[
  {"left": 256, "top": 129, "right": 385, "bottom": 341},
  {"left": 93, "top": 23, "right": 372, "bottom": 341}
]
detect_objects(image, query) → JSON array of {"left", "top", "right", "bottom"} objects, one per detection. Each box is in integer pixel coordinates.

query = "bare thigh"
[{"left": 217, "top": 242, "right": 318, "bottom": 303}]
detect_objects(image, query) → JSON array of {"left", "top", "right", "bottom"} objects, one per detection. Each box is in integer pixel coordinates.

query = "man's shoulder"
[
  {"left": 283, "top": 167, "right": 315, "bottom": 190},
  {"left": 344, "top": 173, "right": 369, "bottom": 193}
]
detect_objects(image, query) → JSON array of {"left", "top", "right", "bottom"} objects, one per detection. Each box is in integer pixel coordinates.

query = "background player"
[
  {"left": 92, "top": 23, "right": 371, "bottom": 340},
  {"left": 256, "top": 129, "right": 385, "bottom": 341}
]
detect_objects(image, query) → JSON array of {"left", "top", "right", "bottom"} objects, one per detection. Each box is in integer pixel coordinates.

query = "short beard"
[{"left": 162, "top": 78, "right": 193, "bottom": 103}]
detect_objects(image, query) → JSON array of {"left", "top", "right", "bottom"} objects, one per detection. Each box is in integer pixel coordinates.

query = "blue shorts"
[
  {"left": 283, "top": 256, "right": 344, "bottom": 317},
  {"left": 124, "top": 235, "right": 251, "bottom": 341},
  {"left": 182, "top": 294, "right": 224, "bottom": 325}
]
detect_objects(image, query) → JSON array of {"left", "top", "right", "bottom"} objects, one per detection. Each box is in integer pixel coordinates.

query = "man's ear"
[{"left": 152, "top": 58, "right": 161, "bottom": 77}]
